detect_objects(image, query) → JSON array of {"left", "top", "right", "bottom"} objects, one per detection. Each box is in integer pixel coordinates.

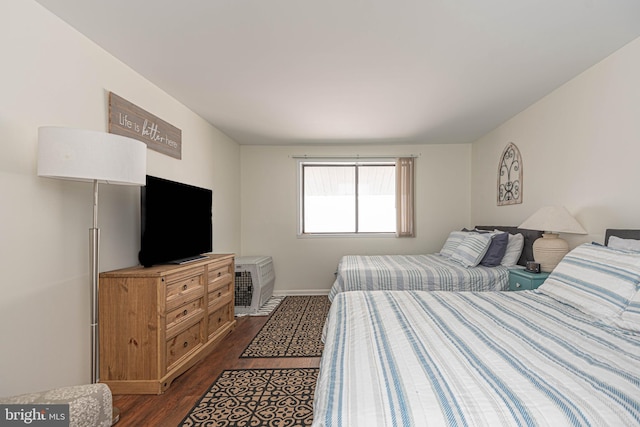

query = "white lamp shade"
[
  {"left": 518, "top": 206, "right": 587, "bottom": 234},
  {"left": 519, "top": 206, "right": 587, "bottom": 272},
  {"left": 38, "top": 127, "right": 146, "bottom": 185}
]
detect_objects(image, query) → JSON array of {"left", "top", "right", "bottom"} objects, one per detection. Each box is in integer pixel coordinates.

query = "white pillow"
[
  {"left": 613, "top": 288, "right": 640, "bottom": 332},
  {"left": 439, "top": 231, "right": 468, "bottom": 258},
  {"left": 608, "top": 236, "right": 640, "bottom": 252},
  {"left": 450, "top": 233, "right": 493, "bottom": 267},
  {"left": 537, "top": 243, "right": 640, "bottom": 320},
  {"left": 498, "top": 231, "right": 524, "bottom": 267}
]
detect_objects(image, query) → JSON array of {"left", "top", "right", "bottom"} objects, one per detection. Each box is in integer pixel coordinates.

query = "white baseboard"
[{"left": 273, "top": 289, "right": 330, "bottom": 296}]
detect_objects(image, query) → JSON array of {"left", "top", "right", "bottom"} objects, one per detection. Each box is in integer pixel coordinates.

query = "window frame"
[{"left": 296, "top": 158, "right": 400, "bottom": 238}]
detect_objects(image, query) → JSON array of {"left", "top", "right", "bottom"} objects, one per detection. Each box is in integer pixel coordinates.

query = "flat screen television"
[{"left": 139, "top": 175, "right": 212, "bottom": 267}]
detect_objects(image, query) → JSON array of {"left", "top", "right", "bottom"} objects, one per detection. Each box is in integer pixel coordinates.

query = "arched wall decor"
[{"left": 497, "top": 142, "right": 522, "bottom": 206}]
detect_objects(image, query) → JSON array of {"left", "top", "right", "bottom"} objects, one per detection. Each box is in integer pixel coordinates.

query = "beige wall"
[
  {"left": 240, "top": 144, "right": 471, "bottom": 293},
  {"left": 0, "top": 0, "right": 240, "bottom": 396},
  {"left": 471, "top": 36, "right": 640, "bottom": 247}
]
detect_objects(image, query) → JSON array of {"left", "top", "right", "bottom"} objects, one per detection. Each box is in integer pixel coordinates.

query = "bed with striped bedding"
[
  {"left": 313, "top": 289, "right": 640, "bottom": 426},
  {"left": 328, "top": 254, "right": 510, "bottom": 301}
]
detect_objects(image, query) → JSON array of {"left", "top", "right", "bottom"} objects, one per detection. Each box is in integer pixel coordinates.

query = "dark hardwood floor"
[{"left": 112, "top": 315, "right": 321, "bottom": 427}]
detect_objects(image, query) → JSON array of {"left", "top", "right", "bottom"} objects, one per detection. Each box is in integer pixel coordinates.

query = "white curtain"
[{"left": 395, "top": 157, "right": 415, "bottom": 237}]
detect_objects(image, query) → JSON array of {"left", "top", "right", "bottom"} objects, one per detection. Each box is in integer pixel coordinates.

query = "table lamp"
[{"left": 518, "top": 206, "right": 587, "bottom": 272}]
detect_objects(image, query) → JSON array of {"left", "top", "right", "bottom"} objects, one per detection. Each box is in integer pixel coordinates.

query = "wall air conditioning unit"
[{"left": 234, "top": 256, "right": 275, "bottom": 315}]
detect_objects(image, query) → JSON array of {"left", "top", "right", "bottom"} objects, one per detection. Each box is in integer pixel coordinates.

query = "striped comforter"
[
  {"left": 329, "top": 254, "right": 509, "bottom": 301},
  {"left": 313, "top": 291, "right": 640, "bottom": 427}
]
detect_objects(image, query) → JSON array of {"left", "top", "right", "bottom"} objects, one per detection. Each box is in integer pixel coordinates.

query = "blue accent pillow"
[{"left": 480, "top": 232, "right": 509, "bottom": 267}]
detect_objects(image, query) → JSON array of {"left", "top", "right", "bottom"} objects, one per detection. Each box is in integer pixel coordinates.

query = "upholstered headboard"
[
  {"left": 475, "top": 225, "right": 543, "bottom": 267},
  {"left": 605, "top": 229, "right": 640, "bottom": 245}
]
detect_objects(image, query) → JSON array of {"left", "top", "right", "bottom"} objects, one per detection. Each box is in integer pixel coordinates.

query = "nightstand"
[{"left": 508, "top": 269, "right": 550, "bottom": 291}]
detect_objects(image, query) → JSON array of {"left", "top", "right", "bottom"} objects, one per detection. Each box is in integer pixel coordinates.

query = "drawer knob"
[
  {"left": 183, "top": 341, "right": 188, "bottom": 348},
  {"left": 516, "top": 283, "right": 521, "bottom": 288},
  {"left": 217, "top": 272, "right": 222, "bottom": 277},
  {"left": 183, "top": 309, "right": 188, "bottom": 316},
  {"left": 183, "top": 284, "right": 188, "bottom": 291},
  {"left": 218, "top": 292, "right": 222, "bottom": 298}
]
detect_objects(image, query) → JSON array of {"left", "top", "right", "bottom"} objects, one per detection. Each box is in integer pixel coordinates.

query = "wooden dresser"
[{"left": 98, "top": 254, "right": 236, "bottom": 394}]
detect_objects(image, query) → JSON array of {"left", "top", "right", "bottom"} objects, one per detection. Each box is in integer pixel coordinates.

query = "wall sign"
[
  {"left": 108, "top": 92, "right": 182, "bottom": 159},
  {"left": 497, "top": 142, "right": 522, "bottom": 206}
]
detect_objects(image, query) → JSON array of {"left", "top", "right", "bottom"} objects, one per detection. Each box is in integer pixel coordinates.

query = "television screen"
[{"left": 139, "top": 175, "right": 212, "bottom": 267}]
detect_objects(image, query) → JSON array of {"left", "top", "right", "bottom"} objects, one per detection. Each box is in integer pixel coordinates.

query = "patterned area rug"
[
  {"left": 241, "top": 296, "right": 331, "bottom": 358},
  {"left": 236, "top": 295, "right": 285, "bottom": 317},
  {"left": 180, "top": 368, "right": 318, "bottom": 427}
]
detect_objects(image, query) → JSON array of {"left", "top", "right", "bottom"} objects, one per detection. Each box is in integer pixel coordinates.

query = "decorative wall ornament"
[
  {"left": 497, "top": 142, "right": 522, "bottom": 206},
  {"left": 108, "top": 92, "right": 182, "bottom": 159}
]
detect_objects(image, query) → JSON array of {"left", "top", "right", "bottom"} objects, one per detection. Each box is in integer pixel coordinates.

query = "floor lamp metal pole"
[
  {"left": 90, "top": 180, "right": 121, "bottom": 424},
  {"left": 90, "top": 179, "right": 100, "bottom": 384}
]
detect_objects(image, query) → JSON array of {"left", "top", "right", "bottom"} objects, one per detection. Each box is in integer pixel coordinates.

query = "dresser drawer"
[
  {"left": 166, "top": 298, "right": 205, "bottom": 333},
  {"left": 208, "top": 273, "right": 232, "bottom": 291},
  {"left": 208, "top": 265, "right": 232, "bottom": 292},
  {"left": 207, "top": 304, "right": 232, "bottom": 338},
  {"left": 166, "top": 272, "right": 205, "bottom": 310},
  {"left": 166, "top": 321, "right": 203, "bottom": 371},
  {"left": 209, "top": 264, "right": 231, "bottom": 281},
  {"left": 208, "top": 282, "right": 232, "bottom": 307}
]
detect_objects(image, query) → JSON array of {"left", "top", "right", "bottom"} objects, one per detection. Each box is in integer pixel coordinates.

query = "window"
[{"left": 298, "top": 158, "right": 415, "bottom": 236}]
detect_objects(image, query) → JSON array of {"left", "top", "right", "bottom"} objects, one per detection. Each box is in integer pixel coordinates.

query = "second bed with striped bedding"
[{"left": 314, "top": 289, "right": 640, "bottom": 426}]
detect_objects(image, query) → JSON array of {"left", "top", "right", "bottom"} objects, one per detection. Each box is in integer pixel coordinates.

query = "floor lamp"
[{"left": 37, "top": 127, "right": 146, "bottom": 424}]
